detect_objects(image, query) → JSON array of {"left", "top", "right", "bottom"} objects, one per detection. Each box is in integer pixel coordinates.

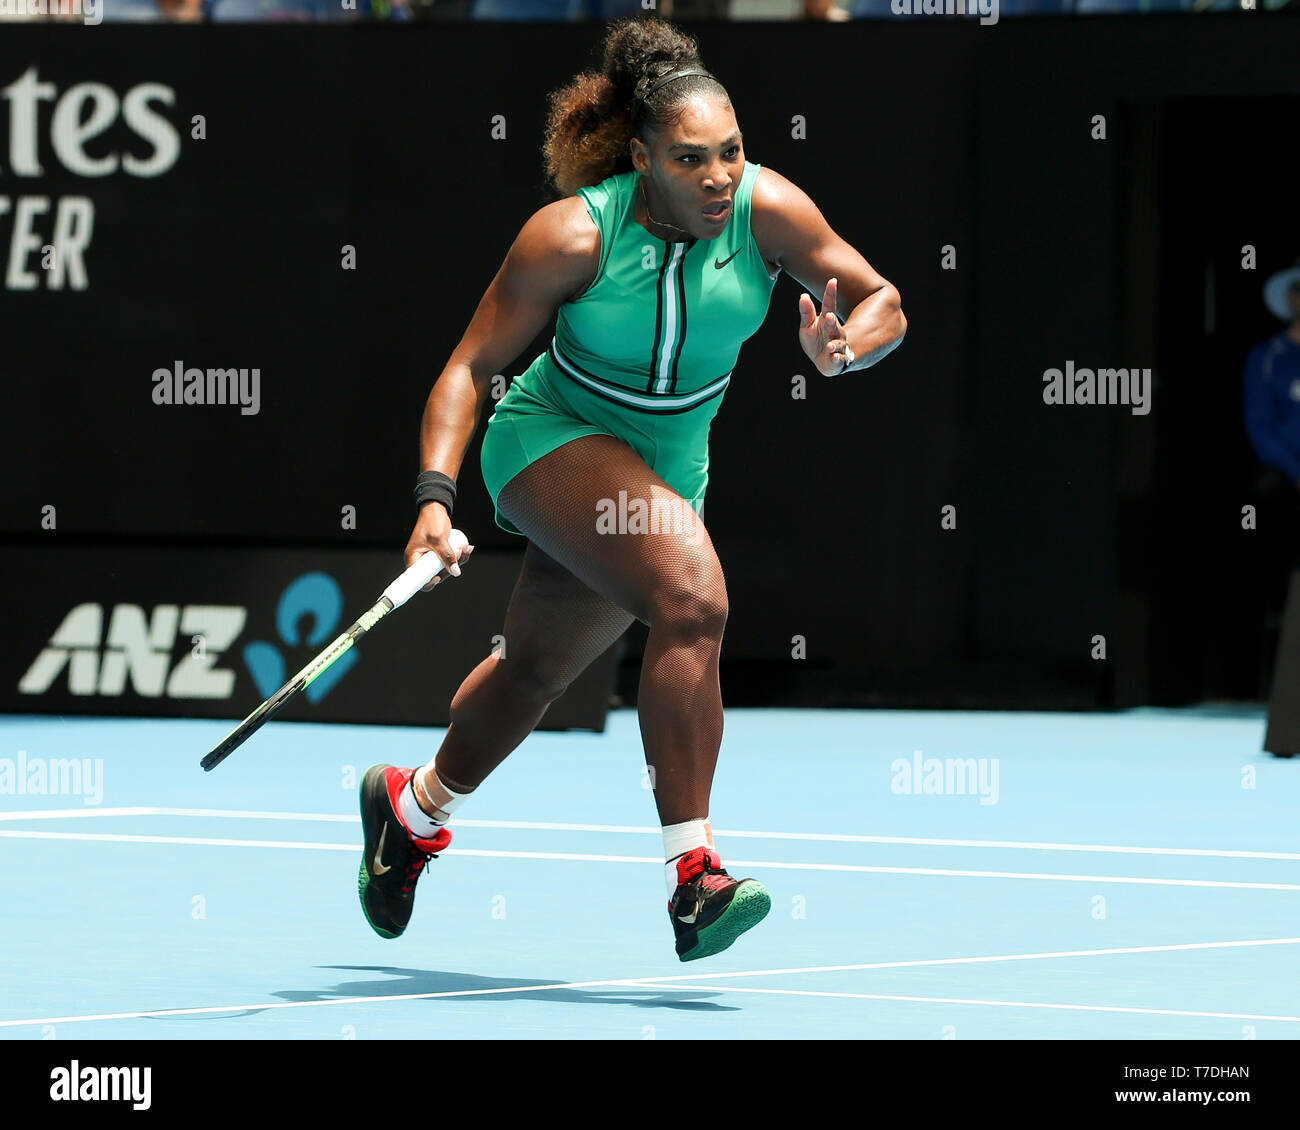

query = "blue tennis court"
[{"left": 1, "top": 706, "right": 1296, "bottom": 1040}]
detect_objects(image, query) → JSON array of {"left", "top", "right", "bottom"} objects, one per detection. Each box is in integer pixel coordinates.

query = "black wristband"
[{"left": 414, "top": 470, "right": 457, "bottom": 517}]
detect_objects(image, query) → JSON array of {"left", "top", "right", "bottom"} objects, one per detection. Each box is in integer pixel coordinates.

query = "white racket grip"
[{"left": 382, "top": 529, "right": 469, "bottom": 609}]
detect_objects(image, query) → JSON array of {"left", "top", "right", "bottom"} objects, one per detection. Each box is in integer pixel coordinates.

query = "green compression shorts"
[{"left": 479, "top": 343, "right": 720, "bottom": 538}]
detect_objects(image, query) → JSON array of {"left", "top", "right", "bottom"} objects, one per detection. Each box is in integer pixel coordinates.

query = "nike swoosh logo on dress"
[{"left": 714, "top": 248, "right": 741, "bottom": 269}]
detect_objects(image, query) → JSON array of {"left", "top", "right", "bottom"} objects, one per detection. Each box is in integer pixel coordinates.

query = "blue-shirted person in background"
[
  {"left": 1244, "top": 258, "right": 1300, "bottom": 696},
  {"left": 1245, "top": 260, "right": 1300, "bottom": 491}
]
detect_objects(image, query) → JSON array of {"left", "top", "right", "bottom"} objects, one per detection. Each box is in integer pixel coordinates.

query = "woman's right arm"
[{"left": 406, "top": 196, "right": 600, "bottom": 582}]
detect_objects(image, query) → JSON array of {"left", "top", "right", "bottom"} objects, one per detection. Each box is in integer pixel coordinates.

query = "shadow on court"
[
  {"left": 267, "top": 965, "right": 739, "bottom": 1012},
  {"left": 136, "top": 967, "right": 735, "bottom": 1025}
]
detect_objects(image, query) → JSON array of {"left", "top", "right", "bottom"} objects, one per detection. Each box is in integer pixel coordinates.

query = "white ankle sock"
[
  {"left": 662, "top": 818, "right": 713, "bottom": 896},
  {"left": 397, "top": 768, "right": 469, "bottom": 839}
]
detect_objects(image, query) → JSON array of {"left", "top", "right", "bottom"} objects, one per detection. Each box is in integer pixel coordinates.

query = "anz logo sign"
[
  {"left": 243, "top": 573, "right": 358, "bottom": 702},
  {"left": 19, "top": 573, "right": 357, "bottom": 704}
]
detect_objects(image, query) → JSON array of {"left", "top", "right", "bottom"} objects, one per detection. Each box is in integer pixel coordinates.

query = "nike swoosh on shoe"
[{"left": 373, "top": 825, "right": 392, "bottom": 875}]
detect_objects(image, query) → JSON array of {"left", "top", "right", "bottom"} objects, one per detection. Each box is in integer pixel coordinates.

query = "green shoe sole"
[
  {"left": 680, "top": 881, "right": 771, "bottom": 962},
  {"left": 357, "top": 857, "right": 399, "bottom": 940}
]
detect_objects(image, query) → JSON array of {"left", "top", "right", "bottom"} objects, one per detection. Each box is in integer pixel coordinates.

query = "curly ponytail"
[{"left": 542, "top": 15, "right": 729, "bottom": 199}]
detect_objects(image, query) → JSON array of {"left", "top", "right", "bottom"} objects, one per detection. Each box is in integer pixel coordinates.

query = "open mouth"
[{"left": 702, "top": 200, "right": 731, "bottom": 221}]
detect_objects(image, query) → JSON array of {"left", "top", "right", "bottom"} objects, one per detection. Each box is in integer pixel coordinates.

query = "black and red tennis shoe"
[
  {"left": 357, "top": 764, "right": 451, "bottom": 939},
  {"left": 668, "top": 846, "right": 771, "bottom": 961},
  {"left": 358, "top": 767, "right": 768, "bottom": 958}
]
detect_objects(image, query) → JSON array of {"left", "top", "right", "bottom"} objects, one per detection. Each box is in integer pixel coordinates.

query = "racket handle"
[{"left": 381, "top": 529, "right": 469, "bottom": 609}]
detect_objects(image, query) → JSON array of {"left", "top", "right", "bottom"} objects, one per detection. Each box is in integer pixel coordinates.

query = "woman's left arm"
[{"left": 751, "top": 167, "right": 907, "bottom": 376}]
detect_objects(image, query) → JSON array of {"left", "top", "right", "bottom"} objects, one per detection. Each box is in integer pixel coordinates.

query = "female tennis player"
[{"left": 358, "top": 15, "right": 906, "bottom": 962}]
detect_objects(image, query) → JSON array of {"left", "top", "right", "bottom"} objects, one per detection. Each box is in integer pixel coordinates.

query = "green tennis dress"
[{"left": 479, "top": 159, "right": 778, "bottom": 536}]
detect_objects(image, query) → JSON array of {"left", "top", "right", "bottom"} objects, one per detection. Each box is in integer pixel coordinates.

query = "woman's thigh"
[{"left": 497, "top": 433, "right": 727, "bottom": 627}]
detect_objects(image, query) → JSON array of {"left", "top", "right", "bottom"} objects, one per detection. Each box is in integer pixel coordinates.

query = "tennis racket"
[{"left": 201, "top": 530, "right": 469, "bottom": 772}]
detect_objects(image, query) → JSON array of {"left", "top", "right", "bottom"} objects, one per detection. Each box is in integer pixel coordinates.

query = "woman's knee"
[{"left": 648, "top": 553, "right": 729, "bottom": 637}]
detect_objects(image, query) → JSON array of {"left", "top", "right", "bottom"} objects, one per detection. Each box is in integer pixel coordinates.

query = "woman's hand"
[
  {"left": 798, "top": 277, "right": 850, "bottom": 377},
  {"left": 404, "top": 502, "right": 474, "bottom": 593}
]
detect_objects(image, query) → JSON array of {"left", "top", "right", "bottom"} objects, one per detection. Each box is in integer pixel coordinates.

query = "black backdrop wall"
[{"left": 3, "top": 16, "right": 1299, "bottom": 718}]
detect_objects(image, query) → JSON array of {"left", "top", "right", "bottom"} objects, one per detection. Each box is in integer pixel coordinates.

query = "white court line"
[
  {"left": 0, "top": 806, "right": 1295, "bottom": 861},
  {"left": 0, "top": 807, "right": 165, "bottom": 822},
  {"left": 0, "top": 831, "right": 643, "bottom": 863},
  {"left": 0, "top": 830, "right": 1298, "bottom": 890},
  {"left": 619, "top": 984, "right": 1300, "bottom": 1024},
  {"left": 0, "top": 831, "right": 361, "bottom": 853},
  {"left": 601, "top": 936, "right": 1300, "bottom": 980},
  {"left": 1, "top": 937, "right": 1296, "bottom": 1030}
]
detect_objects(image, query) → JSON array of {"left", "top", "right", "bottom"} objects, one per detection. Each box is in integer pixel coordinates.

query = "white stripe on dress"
[
  {"left": 551, "top": 338, "right": 729, "bottom": 411},
  {"left": 653, "top": 241, "right": 689, "bottom": 395}
]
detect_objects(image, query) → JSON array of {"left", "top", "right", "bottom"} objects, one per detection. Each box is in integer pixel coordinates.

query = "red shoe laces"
[
  {"left": 697, "top": 871, "right": 732, "bottom": 894},
  {"left": 400, "top": 844, "right": 438, "bottom": 895}
]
